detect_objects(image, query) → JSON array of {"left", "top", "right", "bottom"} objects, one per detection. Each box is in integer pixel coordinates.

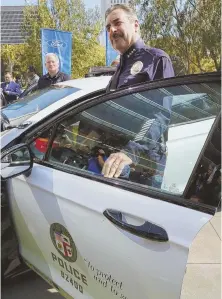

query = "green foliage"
[
  {"left": 1, "top": 44, "right": 28, "bottom": 76},
  {"left": 3, "top": 0, "right": 105, "bottom": 79},
  {"left": 130, "top": 0, "right": 221, "bottom": 74},
  {"left": 22, "top": 0, "right": 105, "bottom": 78}
]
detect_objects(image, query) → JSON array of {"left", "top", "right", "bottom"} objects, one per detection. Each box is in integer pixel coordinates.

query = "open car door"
[{"left": 4, "top": 72, "right": 221, "bottom": 299}]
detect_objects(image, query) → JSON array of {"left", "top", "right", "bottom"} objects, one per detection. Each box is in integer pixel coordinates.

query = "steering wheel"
[{"left": 50, "top": 147, "right": 88, "bottom": 169}]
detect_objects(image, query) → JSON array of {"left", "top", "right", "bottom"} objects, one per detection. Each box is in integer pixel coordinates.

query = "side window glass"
[
  {"left": 47, "top": 81, "right": 221, "bottom": 198},
  {"left": 186, "top": 117, "right": 221, "bottom": 208},
  {"left": 48, "top": 121, "right": 91, "bottom": 170}
]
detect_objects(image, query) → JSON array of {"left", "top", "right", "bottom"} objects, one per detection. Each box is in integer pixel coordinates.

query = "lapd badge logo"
[
  {"left": 130, "top": 61, "right": 143, "bottom": 75},
  {"left": 50, "top": 223, "right": 77, "bottom": 263}
]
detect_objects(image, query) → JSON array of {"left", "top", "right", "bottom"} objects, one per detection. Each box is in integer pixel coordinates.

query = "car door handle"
[{"left": 103, "top": 209, "right": 168, "bottom": 242}]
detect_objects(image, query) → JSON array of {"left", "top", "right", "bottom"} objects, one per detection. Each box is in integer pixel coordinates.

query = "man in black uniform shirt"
[
  {"left": 102, "top": 4, "right": 175, "bottom": 186},
  {"left": 38, "top": 53, "right": 71, "bottom": 89}
]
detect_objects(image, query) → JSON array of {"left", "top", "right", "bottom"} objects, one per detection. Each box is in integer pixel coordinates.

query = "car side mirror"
[{"left": 1, "top": 144, "right": 33, "bottom": 179}]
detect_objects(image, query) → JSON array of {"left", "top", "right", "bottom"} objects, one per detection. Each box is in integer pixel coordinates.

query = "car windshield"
[{"left": 2, "top": 85, "right": 80, "bottom": 121}]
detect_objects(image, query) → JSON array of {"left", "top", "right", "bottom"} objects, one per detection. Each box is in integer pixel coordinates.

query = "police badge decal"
[
  {"left": 50, "top": 223, "right": 77, "bottom": 263},
  {"left": 130, "top": 61, "right": 143, "bottom": 75}
]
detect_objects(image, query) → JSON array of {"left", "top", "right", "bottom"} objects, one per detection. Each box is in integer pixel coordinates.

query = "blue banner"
[
  {"left": 41, "top": 28, "right": 72, "bottom": 75},
  {"left": 106, "top": 31, "right": 119, "bottom": 66}
]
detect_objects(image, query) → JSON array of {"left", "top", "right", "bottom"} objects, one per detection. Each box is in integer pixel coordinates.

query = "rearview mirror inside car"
[{"left": 1, "top": 144, "right": 33, "bottom": 179}]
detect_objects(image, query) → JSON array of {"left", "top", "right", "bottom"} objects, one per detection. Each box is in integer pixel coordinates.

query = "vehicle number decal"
[{"left": 61, "top": 271, "right": 83, "bottom": 294}]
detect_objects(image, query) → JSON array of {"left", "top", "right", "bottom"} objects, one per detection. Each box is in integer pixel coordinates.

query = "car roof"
[
  {"left": 29, "top": 76, "right": 111, "bottom": 121},
  {"left": 56, "top": 76, "right": 111, "bottom": 92},
  {"left": 4, "top": 76, "right": 111, "bottom": 125},
  {"left": 1, "top": 76, "right": 112, "bottom": 147}
]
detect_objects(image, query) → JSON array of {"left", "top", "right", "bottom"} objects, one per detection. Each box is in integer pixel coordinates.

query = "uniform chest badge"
[{"left": 130, "top": 61, "right": 143, "bottom": 75}]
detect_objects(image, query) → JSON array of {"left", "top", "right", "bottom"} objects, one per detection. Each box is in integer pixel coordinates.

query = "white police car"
[{"left": 1, "top": 72, "right": 221, "bottom": 299}]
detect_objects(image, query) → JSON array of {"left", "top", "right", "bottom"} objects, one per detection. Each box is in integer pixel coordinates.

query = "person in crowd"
[
  {"left": 38, "top": 53, "right": 71, "bottom": 89},
  {"left": 27, "top": 66, "right": 40, "bottom": 87},
  {"left": 102, "top": 4, "right": 174, "bottom": 186},
  {"left": 15, "top": 74, "right": 22, "bottom": 88},
  {"left": 1, "top": 72, "right": 22, "bottom": 103}
]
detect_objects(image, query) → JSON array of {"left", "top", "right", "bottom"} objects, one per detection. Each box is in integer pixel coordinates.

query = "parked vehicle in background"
[{"left": 85, "top": 66, "right": 116, "bottom": 77}]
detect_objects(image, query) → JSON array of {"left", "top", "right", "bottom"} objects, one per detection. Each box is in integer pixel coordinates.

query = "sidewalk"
[{"left": 181, "top": 210, "right": 221, "bottom": 299}]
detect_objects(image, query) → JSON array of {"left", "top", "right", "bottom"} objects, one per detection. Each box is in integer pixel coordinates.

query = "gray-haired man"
[
  {"left": 38, "top": 53, "right": 71, "bottom": 89},
  {"left": 105, "top": 4, "right": 174, "bottom": 91},
  {"left": 102, "top": 4, "right": 174, "bottom": 187}
]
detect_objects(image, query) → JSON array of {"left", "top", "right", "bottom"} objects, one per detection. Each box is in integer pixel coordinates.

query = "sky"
[{"left": 1, "top": 0, "right": 101, "bottom": 9}]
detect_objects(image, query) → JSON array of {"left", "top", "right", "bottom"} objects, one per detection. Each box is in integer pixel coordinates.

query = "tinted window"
[
  {"left": 186, "top": 117, "right": 221, "bottom": 207},
  {"left": 166, "top": 83, "right": 220, "bottom": 124},
  {"left": 36, "top": 80, "right": 221, "bottom": 199},
  {"left": 2, "top": 86, "right": 80, "bottom": 120}
]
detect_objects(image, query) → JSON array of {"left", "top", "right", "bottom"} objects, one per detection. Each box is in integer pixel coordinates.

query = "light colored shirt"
[{"left": 28, "top": 74, "right": 40, "bottom": 87}]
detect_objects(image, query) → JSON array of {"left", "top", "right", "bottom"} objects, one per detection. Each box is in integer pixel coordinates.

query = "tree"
[
  {"left": 1, "top": 44, "right": 27, "bottom": 76},
  {"left": 129, "top": 0, "right": 221, "bottom": 74},
  {"left": 192, "top": 0, "right": 221, "bottom": 71},
  {"left": 21, "top": 0, "right": 105, "bottom": 78}
]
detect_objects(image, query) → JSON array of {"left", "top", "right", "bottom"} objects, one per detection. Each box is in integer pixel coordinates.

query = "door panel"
[
  {"left": 7, "top": 74, "right": 220, "bottom": 299},
  {"left": 8, "top": 165, "right": 212, "bottom": 299}
]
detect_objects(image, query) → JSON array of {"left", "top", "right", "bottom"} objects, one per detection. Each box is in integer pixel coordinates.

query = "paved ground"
[
  {"left": 181, "top": 210, "right": 221, "bottom": 299},
  {"left": 2, "top": 271, "right": 63, "bottom": 299}
]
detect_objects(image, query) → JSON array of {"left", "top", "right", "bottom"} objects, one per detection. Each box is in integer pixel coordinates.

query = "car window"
[
  {"left": 2, "top": 85, "right": 80, "bottom": 121},
  {"left": 30, "top": 128, "right": 55, "bottom": 160},
  {"left": 185, "top": 116, "right": 221, "bottom": 207},
  {"left": 31, "top": 81, "right": 221, "bottom": 198},
  {"left": 138, "top": 83, "right": 220, "bottom": 126},
  {"left": 18, "top": 83, "right": 38, "bottom": 99}
]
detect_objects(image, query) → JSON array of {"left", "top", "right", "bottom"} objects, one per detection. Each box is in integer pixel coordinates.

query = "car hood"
[
  {"left": 0, "top": 85, "right": 106, "bottom": 150},
  {"left": 2, "top": 76, "right": 111, "bottom": 129}
]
